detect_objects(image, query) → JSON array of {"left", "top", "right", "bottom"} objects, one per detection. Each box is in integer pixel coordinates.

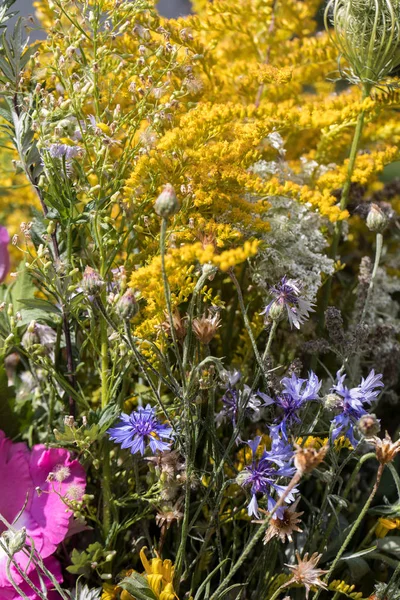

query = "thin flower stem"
[
  {"left": 318, "top": 82, "right": 371, "bottom": 330},
  {"left": 361, "top": 232, "right": 383, "bottom": 322},
  {"left": 160, "top": 217, "right": 186, "bottom": 388},
  {"left": 229, "top": 269, "right": 266, "bottom": 381},
  {"left": 268, "top": 581, "right": 291, "bottom": 600},
  {"left": 318, "top": 452, "right": 376, "bottom": 553},
  {"left": 209, "top": 473, "right": 301, "bottom": 600},
  {"left": 312, "top": 463, "right": 384, "bottom": 600}
]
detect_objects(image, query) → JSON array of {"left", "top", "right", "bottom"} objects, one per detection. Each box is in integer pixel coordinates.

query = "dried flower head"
[
  {"left": 325, "top": 0, "right": 400, "bottom": 85},
  {"left": 160, "top": 310, "right": 187, "bottom": 342},
  {"left": 155, "top": 506, "right": 184, "bottom": 530},
  {"left": 192, "top": 311, "right": 222, "bottom": 344},
  {"left": 369, "top": 431, "right": 400, "bottom": 464},
  {"left": 286, "top": 552, "right": 328, "bottom": 598},
  {"left": 294, "top": 442, "right": 328, "bottom": 475},
  {"left": 258, "top": 503, "right": 304, "bottom": 544}
]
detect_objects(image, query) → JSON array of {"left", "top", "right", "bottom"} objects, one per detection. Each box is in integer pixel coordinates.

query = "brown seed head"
[
  {"left": 192, "top": 311, "right": 221, "bottom": 344},
  {"left": 370, "top": 431, "right": 400, "bottom": 465},
  {"left": 294, "top": 442, "right": 328, "bottom": 475},
  {"left": 286, "top": 552, "right": 328, "bottom": 599}
]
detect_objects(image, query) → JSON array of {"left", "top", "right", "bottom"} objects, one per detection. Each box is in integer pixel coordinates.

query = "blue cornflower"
[
  {"left": 217, "top": 384, "right": 262, "bottom": 427},
  {"left": 259, "top": 372, "right": 321, "bottom": 438},
  {"left": 261, "top": 276, "right": 314, "bottom": 329},
  {"left": 237, "top": 429, "right": 297, "bottom": 518},
  {"left": 107, "top": 405, "right": 173, "bottom": 456},
  {"left": 330, "top": 370, "right": 384, "bottom": 445}
]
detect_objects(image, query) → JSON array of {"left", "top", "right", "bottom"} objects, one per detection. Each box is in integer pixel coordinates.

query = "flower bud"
[
  {"left": 366, "top": 204, "right": 388, "bottom": 233},
  {"left": 81, "top": 266, "right": 104, "bottom": 295},
  {"left": 323, "top": 393, "right": 342, "bottom": 410},
  {"left": 7, "top": 527, "right": 27, "bottom": 555},
  {"left": 326, "top": 0, "right": 400, "bottom": 85},
  {"left": 267, "top": 301, "right": 285, "bottom": 322},
  {"left": 116, "top": 289, "right": 138, "bottom": 319},
  {"left": 154, "top": 184, "right": 180, "bottom": 218},
  {"left": 358, "top": 413, "right": 380, "bottom": 437},
  {"left": 22, "top": 321, "right": 40, "bottom": 349}
]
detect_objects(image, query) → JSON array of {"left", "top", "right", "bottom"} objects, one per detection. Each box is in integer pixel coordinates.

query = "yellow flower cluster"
[
  {"left": 375, "top": 516, "right": 400, "bottom": 539},
  {"left": 102, "top": 547, "right": 178, "bottom": 600}
]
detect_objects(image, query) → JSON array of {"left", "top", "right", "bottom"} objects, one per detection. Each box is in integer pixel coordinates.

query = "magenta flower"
[
  {"left": 0, "top": 431, "right": 86, "bottom": 599},
  {"left": 0, "top": 226, "right": 10, "bottom": 283}
]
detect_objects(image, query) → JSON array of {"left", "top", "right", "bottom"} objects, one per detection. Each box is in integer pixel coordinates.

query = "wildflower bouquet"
[{"left": 1, "top": 0, "right": 400, "bottom": 598}]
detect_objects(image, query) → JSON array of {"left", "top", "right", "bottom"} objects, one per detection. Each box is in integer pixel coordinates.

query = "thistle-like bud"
[
  {"left": 81, "top": 266, "right": 104, "bottom": 295},
  {"left": 116, "top": 289, "right": 138, "bottom": 319},
  {"left": 358, "top": 413, "right": 381, "bottom": 437},
  {"left": 366, "top": 203, "right": 389, "bottom": 233},
  {"left": 267, "top": 301, "right": 285, "bottom": 322},
  {"left": 154, "top": 184, "right": 180, "bottom": 218},
  {"left": 6, "top": 527, "right": 27, "bottom": 555},
  {"left": 325, "top": 0, "right": 400, "bottom": 85}
]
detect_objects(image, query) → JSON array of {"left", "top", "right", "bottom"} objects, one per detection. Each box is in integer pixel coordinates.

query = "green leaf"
[
  {"left": 17, "top": 298, "right": 61, "bottom": 316},
  {"left": 0, "top": 364, "right": 18, "bottom": 437},
  {"left": 119, "top": 573, "right": 158, "bottom": 600},
  {"left": 377, "top": 536, "right": 400, "bottom": 558}
]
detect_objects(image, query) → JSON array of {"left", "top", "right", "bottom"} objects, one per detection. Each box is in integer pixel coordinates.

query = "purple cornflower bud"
[
  {"left": 116, "top": 289, "right": 138, "bottom": 319},
  {"left": 329, "top": 369, "right": 384, "bottom": 445},
  {"left": 0, "top": 226, "right": 10, "bottom": 283},
  {"left": 107, "top": 404, "right": 173, "bottom": 456},
  {"left": 81, "top": 266, "right": 105, "bottom": 296},
  {"left": 261, "top": 276, "right": 314, "bottom": 329}
]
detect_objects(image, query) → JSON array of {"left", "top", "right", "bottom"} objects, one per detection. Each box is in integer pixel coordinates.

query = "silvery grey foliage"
[{"left": 249, "top": 194, "right": 334, "bottom": 302}]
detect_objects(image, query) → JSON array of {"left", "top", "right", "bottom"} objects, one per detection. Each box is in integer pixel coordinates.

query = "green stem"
[
  {"left": 312, "top": 463, "right": 384, "bottom": 600},
  {"left": 361, "top": 232, "right": 383, "bottom": 322},
  {"left": 209, "top": 473, "right": 301, "bottom": 600},
  {"left": 318, "top": 83, "right": 371, "bottom": 329},
  {"left": 229, "top": 269, "right": 266, "bottom": 380},
  {"left": 318, "top": 452, "right": 376, "bottom": 553},
  {"left": 160, "top": 217, "right": 186, "bottom": 387}
]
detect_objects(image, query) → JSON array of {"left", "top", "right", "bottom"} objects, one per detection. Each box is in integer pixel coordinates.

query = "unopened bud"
[
  {"left": 358, "top": 413, "right": 380, "bottom": 437},
  {"left": 154, "top": 184, "right": 180, "bottom": 218},
  {"left": 116, "top": 289, "right": 138, "bottom": 319},
  {"left": 366, "top": 204, "right": 388, "bottom": 233},
  {"left": 81, "top": 266, "right": 104, "bottom": 295}
]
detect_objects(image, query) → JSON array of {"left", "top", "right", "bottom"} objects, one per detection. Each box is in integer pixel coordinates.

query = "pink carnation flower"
[
  {"left": 0, "top": 431, "right": 86, "bottom": 599},
  {"left": 0, "top": 226, "right": 10, "bottom": 283}
]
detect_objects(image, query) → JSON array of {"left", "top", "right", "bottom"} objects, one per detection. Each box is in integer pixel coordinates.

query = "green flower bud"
[
  {"left": 116, "top": 289, "right": 139, "bottom": 319},
  {"left": 366, "top": 203, "right": 389, "bottom": 232},
  {"left": 7, "top": 527, "right": 27, "bottom": 555},
  {"left": 154, "top": 184, "right": 180, "bottom": 218},
  {"left": 81, "top": 266, "right": 104, "bottom": 295}
]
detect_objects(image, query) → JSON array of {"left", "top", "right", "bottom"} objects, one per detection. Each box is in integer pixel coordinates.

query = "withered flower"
[
  {"left": 286, "top": 552, "right": 328, "bottom": 599},
  {"left": 369, "top": 432, "right": 400, "bottom": 465},
  {"left": 255, "top": 502, "right": 303, "bottom": 544},
  {"left": 192, "top": 311, "right": 221, "bottom": 344},
  {"left": 160, "top": 310, "right": 187, "bottom": 343},
  {"left": 294, "top": 442, "right": 328, "bottom": 475}
]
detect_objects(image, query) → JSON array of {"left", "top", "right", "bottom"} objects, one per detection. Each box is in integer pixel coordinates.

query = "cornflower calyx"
[
  {"left": 326, "top": 0, "right": 400, "bottom": 85},
  {"left": 366, "top": 203, "right": 389, "bottom": 233},
  {"left": 261, "top": 276, "right": 314, "bottom": 329},
  {"left": 81, "top": 266, "right": 105, "bottom": 296},
  {"left": 154, "top": 184, "right": 180, "bottom": 218}
]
